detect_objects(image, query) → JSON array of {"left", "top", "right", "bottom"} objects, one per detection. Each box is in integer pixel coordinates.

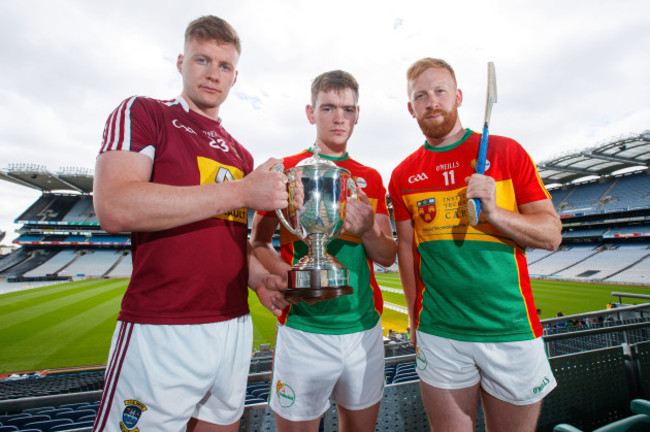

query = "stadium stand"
[
  {"left": 104, "top": 251, "right": 132, "bottom": 278},
  {"left": 21, "top": 250, "right": 78, "bottom": 279},
  {"left": 528, "top": 244, "right": 599, "bottom": 276},
  {"left": 553, "top": 243, "right": 650, "bottom": 280}
]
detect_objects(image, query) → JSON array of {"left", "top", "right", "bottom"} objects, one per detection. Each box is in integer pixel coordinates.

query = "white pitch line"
[
  {"left": 379, "top": 285, "right": 403, "bottom": 294},
  {"left": 383, "top": 301, "right": 408, "bottom": 315}
]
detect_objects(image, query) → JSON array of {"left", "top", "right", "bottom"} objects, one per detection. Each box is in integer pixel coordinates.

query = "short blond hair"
[{"left": 406, "top": 58, "right": 456, "bottom": 93}]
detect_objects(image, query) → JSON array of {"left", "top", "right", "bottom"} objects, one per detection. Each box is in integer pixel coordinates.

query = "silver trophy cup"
[{"left": 275, "top": 160, "right": 357, "bottom": 301}]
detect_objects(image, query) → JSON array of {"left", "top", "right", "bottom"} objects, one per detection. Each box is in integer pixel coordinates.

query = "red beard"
[{"left": 416, "top": 108, "right": 458, "bottom": 139}]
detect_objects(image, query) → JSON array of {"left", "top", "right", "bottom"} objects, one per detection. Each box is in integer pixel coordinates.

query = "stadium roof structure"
[
  {"left": 537, "top": 130, "right": 650, "bottom": 186},
  {"left": 0, "top": 164, "right": 93, "bottom": 194}
]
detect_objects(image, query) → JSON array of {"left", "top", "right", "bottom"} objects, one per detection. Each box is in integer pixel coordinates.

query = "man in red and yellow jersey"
[
  {"left": 388, "top": 58, "right": 562, "bottom": 432},
  {"left": 251, "top": 70, "right": 396, "bottom": 432}
]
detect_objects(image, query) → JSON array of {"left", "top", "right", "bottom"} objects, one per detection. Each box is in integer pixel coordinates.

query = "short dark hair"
[
  {"left": 185, "top": 15, "right": 241, "bottom": 54},
  {"left": 310, "top": 70, "right": 359, "bottom": 106}
]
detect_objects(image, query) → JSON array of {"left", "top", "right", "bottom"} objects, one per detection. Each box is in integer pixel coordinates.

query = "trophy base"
[
  {"left": 284, "top": 267, "right": 354, "bottom": 302},
  {"left": 284, "top": 285, "right": 353, "bottom": 302}
]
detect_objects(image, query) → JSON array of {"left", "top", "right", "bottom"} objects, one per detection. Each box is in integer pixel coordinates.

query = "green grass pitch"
[{"left": 0, "top": 275, "right": 647, "bottom": 374}]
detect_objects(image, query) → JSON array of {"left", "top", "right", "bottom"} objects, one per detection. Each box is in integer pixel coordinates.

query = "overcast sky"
[{"left": 1, "top": 0, "right": 649, "bottom": 246}]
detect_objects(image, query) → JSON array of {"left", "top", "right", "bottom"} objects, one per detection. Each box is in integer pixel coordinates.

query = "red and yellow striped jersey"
[{"left": 388, "top": 129, "right": 550, "bottom": 342}]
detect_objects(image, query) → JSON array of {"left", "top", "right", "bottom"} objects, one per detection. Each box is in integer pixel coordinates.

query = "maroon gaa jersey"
[{"left": 100, "top": 96, "right": 253, "bottom": 324}]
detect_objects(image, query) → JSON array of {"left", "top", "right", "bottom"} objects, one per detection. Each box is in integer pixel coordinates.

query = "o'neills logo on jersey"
[
  {"left": 417, "top": 198, "right": 436, "bottom": 223},
  {"left": 408, "top": 173, "right": 428, "bottom": 183},
  {"left": 197, "top": 156, "right": 247, "bottom": 224}
]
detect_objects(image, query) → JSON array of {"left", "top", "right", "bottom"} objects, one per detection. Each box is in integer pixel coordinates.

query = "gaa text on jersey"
[
  {"left": 408, "top": 173, "right": 429, "bottom": 183},
  {"left": 172, "top": 119, "right": 197, "bottom": 135}
]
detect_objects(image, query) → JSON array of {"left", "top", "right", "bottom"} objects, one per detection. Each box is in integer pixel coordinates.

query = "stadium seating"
[
  {"left": 2, "top": 415, "right": 50, "bottom": 429},
  {"left": 528, "top": 245, "right": 599, "bottom": 276},
  {"left": 61, "top": 197, "right": 94, "bottom": 224},
  {"left": 21, "top": 250, "right": 77, "bottom": 278},
  {"left": 554, "top": 399, "right": 650, "bottom": 431},
  {"left": 600, "top": 173, "right": 650, "bottom": 213},
  {"left": 0, "top": 249, "right": 31, "bottom": 274},
  {"left": 0, "top": 250, "right": 60, "bottom": 279},
  {"left": 557, "top": 179, "right": 614, "bottom": 215},
  {"left": 61, "top": 250, "right": 120, "bottom": 277},
  {"left": 0, "top": 401, "right": 99, "bottom": 431},
  {"left": 549, "top": 187, "right": 573, "bottom": 209},
  {"left": 554, "top": 244, "right": 650, "bottom": 280},
  {"left": 105, "top": 252, "right": 132, "bottom": 278},
  {"left": 0, "top": 372, "right": 104, "bottom": 401}
]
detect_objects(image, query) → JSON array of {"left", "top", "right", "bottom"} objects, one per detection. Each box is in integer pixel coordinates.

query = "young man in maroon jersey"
[
  {"left": 250, "top": 70, "right": 396, "bottom": 432},
  {"left": 388, "top": 58, "right": 562, "bottom": 431},
  {"left": 92, "top": 15, "right": 290, "bottom": 432}
]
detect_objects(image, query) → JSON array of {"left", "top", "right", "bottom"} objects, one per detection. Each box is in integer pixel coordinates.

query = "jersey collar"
[
  {"left": 306, "top": 148, "right": 350, "bottom": 161},
  {"left": 423, "top": 128, "right": 473, "bottom": 152}
]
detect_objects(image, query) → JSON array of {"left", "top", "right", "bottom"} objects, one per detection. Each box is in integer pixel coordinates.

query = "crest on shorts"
[
  {"left": 121, "top": 399, "right": 147, "bottom": 431},
  {"left": 417, "top": 198, "right": 436, "bottom": 223},
  {"left": 275, "top": 380, "right": 295, "bottom": 408},
  {"left": 416, "top": 347, "right": 428, "bottom": 370}
]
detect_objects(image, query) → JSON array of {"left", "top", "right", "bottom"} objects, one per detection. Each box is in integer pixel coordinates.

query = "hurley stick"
[{"left": 467, "top": 62, "right": 497, "bottom": 226}]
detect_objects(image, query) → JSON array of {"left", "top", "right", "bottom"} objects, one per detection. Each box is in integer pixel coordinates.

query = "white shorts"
[
  {"left": 94, "top": 315, "right": 253, "bottom": 431},
  {"left": 416, "top": 332, "right": 556, "bottom": 405},
  {"left": 269, "top": 321, "right": 385, "bottom": 421}
]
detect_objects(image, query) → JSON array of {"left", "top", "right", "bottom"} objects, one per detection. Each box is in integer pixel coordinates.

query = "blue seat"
[
  {"left": 251, "top": 388, "right": 269, "bottom": 398},
  {"left": 4, "top": 414, "right": 51, "bottom": 428},
  {"left": 0, "top": 425, "right": 19, "bottom": 432},
  {"left": 56, "top": 403, "right": 91, "bottom": 411},
  {"left": 247, "top": 382, "right": 269, "bottom": 393},
  {"left": 21, "top": 406, "right": 56, "bottom": 415},
  {"left": 0, "top": 413, "right": 32, "bottom": 424},
  {"left": 392, "top": 373, "right": 420, "bottom": 384},
  {"left": 396, "top": 362, "right": 415, "bottom": 372},
  {"left": 23, "top": 418, "right": 73, "bottom": 432},
  {"left": 54, "top": 409, "right": 97, "bottom": 422},
  {"left": 50, "top": 420, "right": 95, "bottom": 431}
]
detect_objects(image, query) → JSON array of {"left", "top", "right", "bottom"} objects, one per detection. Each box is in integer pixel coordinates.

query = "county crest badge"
[
  {"left": 470, "top": 158, "right": 491, "bottom": 172},
  {"left": 120, "top": 399, "right": 147, "bottom": 431},
  {"left": 417, "top": 198, "right": 436, "bottom": 223},
  {"left": 275, "top": 380, "right": 296, "bottom": 408}
]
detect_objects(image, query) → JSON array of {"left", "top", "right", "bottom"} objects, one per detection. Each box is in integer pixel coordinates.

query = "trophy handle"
[
  {"left": 347, "top": 177, "right": 357, "bottom": 200},
  {"left": 273, "top": 164, "right": 303, "bottom": 238},
  {"left": 275, "top": 207, "right": 302, "bottom": 238},
  {"left": 331, "top": 177, "right": 357, "bottom": 238}
]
